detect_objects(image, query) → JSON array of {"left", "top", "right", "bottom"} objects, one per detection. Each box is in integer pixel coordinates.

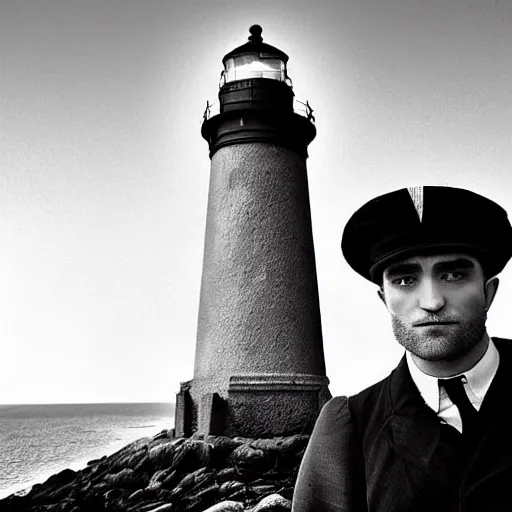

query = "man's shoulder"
[
  {"left": 343, "top": 370, "right": 396, "bottom": 427},
  {"left": 493, "top": 336, "right": 512, "bottom": 349},
  {"left": 350, "top": 372, "right": 393, "bottom": 404},
  {"left": 316, "top": 372, "right": 396, "bottom": 440},
  {"left": 492, "top": 336, "right": 512, "bottom": 367}
]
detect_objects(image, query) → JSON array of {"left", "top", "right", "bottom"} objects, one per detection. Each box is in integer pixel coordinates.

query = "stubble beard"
[{"left": 391, "top": 310, "right": 488, "bottom": 362}]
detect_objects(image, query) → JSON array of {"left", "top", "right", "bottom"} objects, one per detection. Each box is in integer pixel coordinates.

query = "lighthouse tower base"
[{"left": 174, "top": 374, "right": 330, "bottom": 438}]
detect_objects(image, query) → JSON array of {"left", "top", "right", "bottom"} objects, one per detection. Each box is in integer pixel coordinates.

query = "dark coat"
[{"left": 292, "top": 337, "right": 512, "bottom": 512}]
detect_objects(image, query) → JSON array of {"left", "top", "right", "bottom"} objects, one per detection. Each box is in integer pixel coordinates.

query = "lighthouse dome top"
[
  {"left": 222, "top": 25, "right": 289, "bottom": 64},
  {"left": 220, "top": 25, "right": 291, "bottom": 85}
]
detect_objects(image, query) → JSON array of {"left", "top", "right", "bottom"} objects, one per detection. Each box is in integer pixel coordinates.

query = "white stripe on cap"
[{"left": 407, "top": 186, "right": 424, "bottom": 221}]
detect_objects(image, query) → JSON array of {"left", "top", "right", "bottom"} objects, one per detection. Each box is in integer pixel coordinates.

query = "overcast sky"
[{"left": 1, "top": 0, "right": 512, "bottom": 404}]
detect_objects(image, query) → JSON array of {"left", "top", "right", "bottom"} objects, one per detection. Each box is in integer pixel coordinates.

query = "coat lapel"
[
  {"left": 461, "top": 338, "right": 512, "bottom": 498},
  {"left": 385, "top": 356, "right": 452, "bottom": 486}
]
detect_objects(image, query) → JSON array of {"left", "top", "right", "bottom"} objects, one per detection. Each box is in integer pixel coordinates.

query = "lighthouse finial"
[{"left": 249, "top": 25, "right": 263, "bottom": 43}]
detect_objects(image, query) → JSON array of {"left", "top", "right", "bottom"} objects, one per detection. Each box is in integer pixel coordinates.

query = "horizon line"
[{"left": 0, "top": 401, "right": 176, "bottom": 406}]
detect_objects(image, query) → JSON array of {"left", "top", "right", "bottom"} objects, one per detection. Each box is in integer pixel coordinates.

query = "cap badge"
[{"left": 407, "top": 186, "right": 424, "bottom": 222}]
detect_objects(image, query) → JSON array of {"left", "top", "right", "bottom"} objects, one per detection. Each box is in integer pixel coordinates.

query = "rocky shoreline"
[{"left": 0, "top": 430, "right": 309, "bottom": 512}]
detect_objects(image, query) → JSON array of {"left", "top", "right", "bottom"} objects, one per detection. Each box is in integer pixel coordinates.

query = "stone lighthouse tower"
[{"left": 174, "top": 25, "right": 330, "bottom": 438}]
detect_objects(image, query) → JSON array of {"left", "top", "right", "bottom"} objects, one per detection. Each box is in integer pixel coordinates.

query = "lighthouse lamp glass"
[{"left": 222, "top": 55, "right": 289, "bottom": 84}]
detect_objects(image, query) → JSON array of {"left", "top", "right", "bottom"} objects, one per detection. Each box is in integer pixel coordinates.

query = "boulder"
[
  {"left": 251, "top": 484, "right": 277, "bottom": 499},
  {"left": 202, "top": 500, "right": 245, "bottom": 512},
  {"left": 103, "top": 488, "right": 124, "bottom": 500},
  {"left": 44, "top": 469, "right": 77, "bottom": 487},
  {"left": 179, "top": 483, "right": 220, "bottom": 512},
  {"left": 250, "top": 493, "right": 291, "bottom": 512},
  {"left": 146, "top": 468, "right": 174, "bottom": 491},
  {"left": 148, "top": 441, "right": 176, "bottom": 470},
  {"left": 219, "top": 480, "right": 245, "bottom": 498},
  {"left": 128, "top": 488, "right": 145, "bottom": 502},
  {"left": 110, "top": 437, "right": 151, "bottom": 460},
  {"left": 103, "top": 468, "right": 149, "bottom": 490},
  {"left": 109, "top": 444, "right": 149, "bottom": 473},
  {"left": 152, "top": 430, "right": 171, "bottom": 441},
  {"left": 228, "top": 445, "right": 270, "bottom": 471},
  {"left": 145, "top": 503, "right": 174, "bottom": 512},
  {"left": 170, "top": 439, "right": 211, "bottom": 472},
  {"left": 216, "top": 467, "right": 240, "bottom": 483},
  {"left": 250, "top": 435, "right": 308, "bottom": 454},
  {"left": 206, "top": 436, "right": 244, "bottom": 453},
  {"left": 87, "top": 455, "right": 107, "bottom": 466},
  {"left": 160, "top": 469, "right": 181, "bottom": 490},
  {"left": 176, "top": 467, "right": 215, "bottom": 496},
  {"left": 136, "top": 501, "right": 167, "bottom": 512}
]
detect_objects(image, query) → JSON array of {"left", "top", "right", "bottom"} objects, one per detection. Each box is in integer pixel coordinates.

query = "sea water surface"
[{"left": 0, "top": 402, "right": 174, "bottom": 499}]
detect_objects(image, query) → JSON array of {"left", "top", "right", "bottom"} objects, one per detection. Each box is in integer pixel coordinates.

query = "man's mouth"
[{"left": 414, "top": 321, "right": 458, "bottom": 327}]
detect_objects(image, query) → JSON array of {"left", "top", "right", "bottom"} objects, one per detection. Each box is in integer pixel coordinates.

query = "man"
[{"left": 293, "top": 186, "right": 512, "bottom": 511}]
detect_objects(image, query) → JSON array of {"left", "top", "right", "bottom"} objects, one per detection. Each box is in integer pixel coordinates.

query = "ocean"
[{"left": 0, "top": 402, "right": 174, "bottom": 499}]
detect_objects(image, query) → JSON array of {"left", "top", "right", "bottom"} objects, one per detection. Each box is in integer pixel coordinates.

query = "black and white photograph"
[{"left": 1, "top": 1, "right": 512, "bottom": 510}]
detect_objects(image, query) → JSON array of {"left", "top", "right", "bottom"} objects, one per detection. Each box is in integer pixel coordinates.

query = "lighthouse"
[{"left": 174, "top": 25, "right": 330, "bottom": 438}]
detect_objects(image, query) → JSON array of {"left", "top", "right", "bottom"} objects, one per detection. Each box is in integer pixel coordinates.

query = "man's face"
[{"left": 379, "top": 253, "right": 497, "bottom": 362}]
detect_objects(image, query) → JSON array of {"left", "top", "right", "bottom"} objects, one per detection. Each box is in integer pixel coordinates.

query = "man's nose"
[{"left": 418, "top": 279, "right": 445, "bottom": 312}]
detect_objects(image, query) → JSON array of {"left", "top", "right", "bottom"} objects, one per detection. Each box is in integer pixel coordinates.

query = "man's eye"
[
  {"left": 392, "top": 276, "right": 416, "bottom": 287},
  {"left": 442, "top": 271, "right": 465, "bottom": 282}
]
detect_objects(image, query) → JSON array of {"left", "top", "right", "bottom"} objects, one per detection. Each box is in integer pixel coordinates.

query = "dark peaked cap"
[{"left": 341, "top": 186, "right": 512, "bottom": 283}]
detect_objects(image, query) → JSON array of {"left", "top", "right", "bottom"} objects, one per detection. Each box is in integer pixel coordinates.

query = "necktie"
[{"left": 439, "top": 376, "right": 479, "bottom": 436}]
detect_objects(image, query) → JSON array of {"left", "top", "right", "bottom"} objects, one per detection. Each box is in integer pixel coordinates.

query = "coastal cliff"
[{"left": 0, "top": 429, "right": 309, "bottom": 512}]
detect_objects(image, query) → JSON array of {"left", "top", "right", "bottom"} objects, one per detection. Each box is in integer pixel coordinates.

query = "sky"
[{"left": 1, "top": 0, "right": 512, "bottom": 404}]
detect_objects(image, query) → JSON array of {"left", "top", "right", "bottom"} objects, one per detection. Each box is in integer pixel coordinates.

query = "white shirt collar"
[{"left": 406, "top": 336, "right": 500, "bottom": 412}]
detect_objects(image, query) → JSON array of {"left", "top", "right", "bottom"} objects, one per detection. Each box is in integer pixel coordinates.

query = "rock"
[
  {"left": 250, "top": 493, "right": 291, "bottom": 512},
  {"left": 87, "top": 462, "right": 110, "bottom": 483},
  {"left": 250, "top": 435, "right": 308, "bottom": 454},
  {"left": 178, "top": 467, "right": 215, "bottom": 496},
  {"left": 109, "top": 443, "right": 148, "bottom": 471},
  {"left": 87, "top": 481, "right": 109, "bottom": 495},
  {"left": 111, "top": 437, "right": 151, "bottom": 460},
  {"left": 148, "top": 441, "right": 176, "bottom": 469},
  {"left": 202, "top": 500, "right": 245, "bottom": 512},
  {"left": 128, "top": 488, "right": 145, "bottom": 502},
  {"left": 251, "top": 484, "right": 277, "bottom": 499},
  {"left": 104, "top": 498, "right": 125, "bottom": 510},
  {"left": 160, "top": 469, "right": 181, "bottom": 490},
  {"left": 206, "top": 436, "right": 244, "bottom": 453},
  {"left": 206, "top": 436, "right": 245, "bottom": 467},
  {"left": 104, "top": 468, "right": 149, "bottom": 490},
  {"left": 232, "top": 436, "right": 255, "bottom": 445},
  {"left": 153, "top": 430, "right": 171, "bottom": 441},
  {"left": 179, "top": 483, "right": 220, "bottom": 511},
  {"left": 170, "top": 471, "right": 195, "bottom": 497},
  {"left": 190, "top": 482, "right": 219, "bottom": 501},
  {"left": 146, "top": 468, "right": 174, "bottom": 491},
  {"left": 228, "top": 445, "right": 270, "bottom": 471},
  {"left": 135, "top": 501, "right": 167, "bottom": 512},
  {"left": 219, "top": 480, "right": 245, "bottom": 498},
  {"left": 216, "top": 467, "right": 240, "bottom": 483},
  {"left": 104, "top": 488, "right": 124, "bottom": 500},
  {"left": 87, "top": 455, "right": 107, "bottom": 465},
  {"left": 224, "top": 488, "right": 246, "bottom": 502},
  {"left": 145, "top": 503, "right": 174, "bottom": 512},
  {"left": 28, "top": 481, "right": 76, "bottom": 503},
  {"left": 170, "top": 439, "right": 211, "bottom": 473},
  {"left": 45, "top": 468, "right": 77, "bottom": 487},
  {"left": 235, "top": 467, "right": 267, "bottom": 484}
]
